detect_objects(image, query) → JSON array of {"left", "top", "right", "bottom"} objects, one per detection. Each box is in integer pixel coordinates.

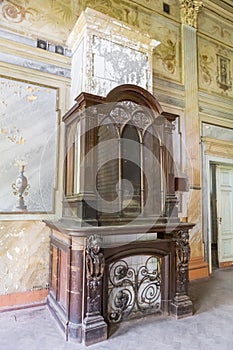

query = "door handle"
[{"left": 218, "top": 217, "right": 222, "bottom": 224}]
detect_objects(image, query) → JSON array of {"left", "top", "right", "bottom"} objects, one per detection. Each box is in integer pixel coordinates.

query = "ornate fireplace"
[{"left": 46, "top": 84, "right": 194, "bottom": 346}]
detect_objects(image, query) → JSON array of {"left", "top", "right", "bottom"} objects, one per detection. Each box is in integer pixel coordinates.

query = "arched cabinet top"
[
  {"left": 106, "top": 84, "right": 163, "bottom": 115},
  {"left": 63, "top": 84, "right": 179, "bottom": 125}
]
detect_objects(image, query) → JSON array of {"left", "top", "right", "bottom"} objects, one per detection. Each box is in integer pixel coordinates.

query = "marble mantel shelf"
[{"left": 44, "top": 220, "right": 195, "bottom": 237}]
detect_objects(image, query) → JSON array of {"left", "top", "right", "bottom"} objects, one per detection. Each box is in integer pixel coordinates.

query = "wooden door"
[{"left": 216, "top": 165, "right": 233, "bottom": 267}]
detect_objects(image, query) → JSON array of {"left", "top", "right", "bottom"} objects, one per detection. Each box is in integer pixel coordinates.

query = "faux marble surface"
[
  {"left": 0, "top": 220, "right": 50, "bottom": 295},
  {"left": 202, "top": 123, "right": 233, "bottom": 142},
  {"left": 0, "top": 77, "right": 57, "bottom": 212}
]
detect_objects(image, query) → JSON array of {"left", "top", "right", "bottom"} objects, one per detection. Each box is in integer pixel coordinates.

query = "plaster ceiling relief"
[
  {"left": 0, "top": 0, "right": 150, "bottom": 44},
  {"left": 0, "top": 0, "right": 184, "bottom": 46},
  {"left": 0, "top": 0, "right": 81, "bottom": 44}
]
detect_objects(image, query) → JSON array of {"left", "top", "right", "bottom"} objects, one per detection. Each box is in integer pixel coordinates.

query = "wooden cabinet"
[{"left": 46, "top": 84, "right": 194, "bottom": 346}]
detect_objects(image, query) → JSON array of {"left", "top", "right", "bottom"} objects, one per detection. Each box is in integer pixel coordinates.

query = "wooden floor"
[{"left": 0, "top": 267, "right": 233, "bottom": 350}]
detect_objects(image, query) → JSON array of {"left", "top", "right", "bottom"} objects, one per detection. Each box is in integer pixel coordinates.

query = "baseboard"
[
  {"left": 219, "top": 261, "right": 233, "bottom": 268},
  {"left": 0, "top": 289, "right": 48, "bottom": 311},
  {"left": 189, "top": 256, "right": 209, "bottom": 280}
]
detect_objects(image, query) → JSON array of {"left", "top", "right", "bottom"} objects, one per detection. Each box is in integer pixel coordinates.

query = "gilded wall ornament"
[{"left": 179, "top": 0, "right": 203, "bottom": 28}]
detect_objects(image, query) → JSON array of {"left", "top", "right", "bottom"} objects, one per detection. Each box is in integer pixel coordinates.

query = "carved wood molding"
[{"left": 85, "top": 234, "right": 105, "bottom": 317}]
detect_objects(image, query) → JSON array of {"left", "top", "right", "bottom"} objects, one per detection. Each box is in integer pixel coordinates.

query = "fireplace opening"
[{"left": 107, "top": 255, "right": 162, "bottom": 323}]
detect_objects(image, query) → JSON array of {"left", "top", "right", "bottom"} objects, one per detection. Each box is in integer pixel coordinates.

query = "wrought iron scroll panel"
[{"left": 108, "top": 255, "right": 161, "bottom": 323}]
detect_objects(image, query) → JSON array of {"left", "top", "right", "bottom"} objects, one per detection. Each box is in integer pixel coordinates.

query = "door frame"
[{"left": 204, "top": 155, "right": 233, "bottom": 274}]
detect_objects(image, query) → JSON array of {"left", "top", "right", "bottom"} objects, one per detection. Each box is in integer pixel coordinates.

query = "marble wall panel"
[
  {"left": 0, "top": 220, "right": 50, "bottom": 295},
  {"left": 187, "top": 189, "right": 203, "bottom": 258},
  {"left": 202, "top": 124, "right": 233, "bottom": 142},
  {"left": 0, "top": 77, "right": 57, "bottom": 212}
]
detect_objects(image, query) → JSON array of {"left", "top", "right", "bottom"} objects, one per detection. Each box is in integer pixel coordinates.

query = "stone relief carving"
[{"left": 179, "top": 0, "right": 203, "bottom": 28}]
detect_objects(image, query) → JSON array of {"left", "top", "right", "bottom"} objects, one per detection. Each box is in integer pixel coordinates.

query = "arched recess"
[{"left": 102, "top": 239, "right": 174, "bottom": 323}]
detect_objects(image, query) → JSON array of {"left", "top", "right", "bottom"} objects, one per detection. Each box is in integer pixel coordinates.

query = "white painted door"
[{"left": 216, "top": 165, "right": 233, "bottom": 267}]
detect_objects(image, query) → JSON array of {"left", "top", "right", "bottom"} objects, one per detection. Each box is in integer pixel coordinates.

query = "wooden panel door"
[{"left": 216, "top": 166, "right": 233, "bottom": 267}]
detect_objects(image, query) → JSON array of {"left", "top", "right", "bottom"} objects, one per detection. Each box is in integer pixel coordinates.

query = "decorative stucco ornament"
[{"left": 179, "top": 0, "right": 203, "bottom": 28}]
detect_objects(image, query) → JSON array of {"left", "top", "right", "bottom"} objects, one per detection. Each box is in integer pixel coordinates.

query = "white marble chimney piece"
[{"left": 67, "top": 7, "right": 160, "bottom": 105}]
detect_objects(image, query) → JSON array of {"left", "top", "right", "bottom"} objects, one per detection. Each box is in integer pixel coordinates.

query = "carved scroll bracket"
[
  {"left": 85, "top": 234, "right": 105, "bottom": 316},
  {"left": 171, "top": 229, "right": 193, "bottom": 319},
  {"left": 83, "top": 233, "right": 107, "bottom": 346}
]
